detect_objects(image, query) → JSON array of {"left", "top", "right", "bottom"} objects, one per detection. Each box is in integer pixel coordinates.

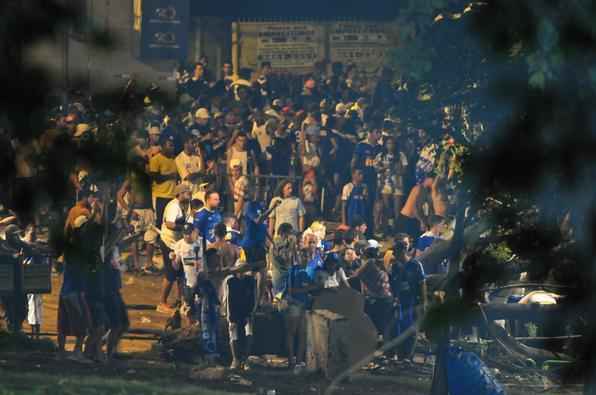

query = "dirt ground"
[{"left": 5, "top": 264, "right": 582, "bottom": 395}]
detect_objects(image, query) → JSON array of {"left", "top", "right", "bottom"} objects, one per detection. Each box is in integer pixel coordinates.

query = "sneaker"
[
  {"left": 156, "top": 303, "right": 175, "bottom": 314},
  {"left": 229, "top": 359, "right": 240, "bottom": 370}
]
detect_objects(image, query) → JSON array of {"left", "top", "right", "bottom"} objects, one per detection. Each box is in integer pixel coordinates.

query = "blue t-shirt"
[
  {"left": 353, "top": 142, "right": 383, "bottom": 183},
  {"left": 416, "top": 231, "right": 438, "bottom": 252},
  {"left": 390, "top": 259, "right": 425, "bottom": 306},
  {"left": 288, "top": 265, "right": 311, "bottom": 307},
  {"left": 193, "top": 207, "right": 223, "bottom": 243},
  {"left": 306, "top": 251, "right": 324, "bottom": 281},
  {"left": 240, "top": 200, "right": 268, "bottom": 249}
]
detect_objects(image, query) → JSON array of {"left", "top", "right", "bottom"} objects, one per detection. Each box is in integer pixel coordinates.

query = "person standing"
[
  {"left": 389, "top": 240, "right": 427, "bottom": 361},
  {"left": 351, "top": 129, "right": 383, "bottom": 237},
  {"left": 351, "top": 240, "right": 393, "bottom": 341},
  {"left": 202, "top": 223, "right": 243, "bottom": 357},
  {"left": 240, "top": 184, "right": 269, "bottom": 305},
  {"left": 117, "top": 155, "right": 158, "bottom": 273},
  {"left": 157, "top": 184, "right": 192, "bottom": 314},
  {"left": 268, "top": 180, "right": 305, "bottom": 238},
  {"left": 193, "top": 190, "right": 223, "bottom": 244},
  {"left": 222, "top": 260, "right": 257, "bottom": 370},
  {"left": 172, "top": 223, "right": 203, "bottom": 324},
  {"left": 149, "top": 136, "right": 178, "bottom": 233},
  {"left": 175, "top": 134, "right": 205, "bottom": 199},
  {"left": 341, "top": 168, "right": 369, "bottom": 228}
]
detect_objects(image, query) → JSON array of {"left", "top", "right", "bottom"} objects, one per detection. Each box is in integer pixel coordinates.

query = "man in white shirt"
[
  {"left": 175, "top": 134, "right": 204, "bottom": 199},
  {"left": 173, "top": 223, "right": 203, "bottom": 323},
  {"left": 158, "top": 183, "right": 191, "bottom": 314}
]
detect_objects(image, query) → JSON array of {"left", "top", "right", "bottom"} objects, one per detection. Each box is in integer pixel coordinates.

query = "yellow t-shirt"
[{"left": 149, "top": 153, "right": 177, "bottom": 199}]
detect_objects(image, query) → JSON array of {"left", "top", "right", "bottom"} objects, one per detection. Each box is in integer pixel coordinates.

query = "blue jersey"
[
  {"left": 193, "top": 207, "right": 223, "bottom": 243},
  {"left": 390, "top": 259, "right": 425, "bottom": 306},
  {"left": 306, "top": 251, "right": 324, "bottom": 281},
  {"left": 288, "top": 265, "right": 311, "bottom": 307},
  {"left": 240, "top": 200, "right": 268, "bottom": 249},
  {"left": 416, "top": 231, "right": 437, "bottom": 253},
  {"left": 346, "top": 183, "right": 369, "bottom": 227},
  {"left": 353, "top": 142, "right": 383, "bottom": 182}
]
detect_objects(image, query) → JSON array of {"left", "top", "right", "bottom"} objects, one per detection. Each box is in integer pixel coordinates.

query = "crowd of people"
[{"left": 0, "top": 57, "right": 463, "bottom": 369}]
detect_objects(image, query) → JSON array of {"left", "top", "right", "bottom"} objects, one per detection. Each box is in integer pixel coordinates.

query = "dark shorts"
[
  {"left": 58, "top": 293, "right": 91, "bottom": 337},
  {"left": 160, "top": 241, "right": 184, "bottom": 282},
  {"left": 155, "top": 197, "right": 171, "bottom": 229},
  {"left": 104, "top": 292, "right": 130, "bottom": 331},
  {"left": 244, "top": 246, "right": 267, "bottom": 271}
]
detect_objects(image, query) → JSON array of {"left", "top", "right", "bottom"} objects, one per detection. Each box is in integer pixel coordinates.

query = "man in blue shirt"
[
  {"left": 390, "top": 240, "right": 427, "bottom": 361},
  {"left": 351, "top": 128, "right": 383, "bottom": 236},
  {"left": 193, "top": 191, "right": 222, "bottom": 244},
  {"left": 240, "top": 185, "right": 269, "bottom": 304},
  {"left": 414, "top": 215, "right": 447, "bottom": 273}
]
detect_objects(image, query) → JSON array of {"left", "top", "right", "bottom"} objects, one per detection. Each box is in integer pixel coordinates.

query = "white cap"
[
  {"left": 195, "top": 108, "right": 210, "bottom": 119},
  {"left": 367, "top": 239, "right": 381, "bottom": 250}
]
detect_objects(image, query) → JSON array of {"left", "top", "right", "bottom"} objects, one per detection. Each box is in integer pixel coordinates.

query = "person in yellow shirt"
[
  {"left": 175, "top": 134, "right": 204, "bottom": 198},
  {"left": 149, "top": 136, "right": 178, "bottom": 229}
]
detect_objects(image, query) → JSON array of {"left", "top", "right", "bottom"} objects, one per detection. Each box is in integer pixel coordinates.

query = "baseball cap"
[
  {"left": 367, "top": 239, "right": 382, "bottom": 250},
  {"left": 182, "top": 222, "right": 194, "bottom": 234},
  {"left": 229, "top": 158, "right": 242, "bottom": 169},
  {"left": 195, "top": 108, "right": 210, "bottom": 119},
  {"left": 174, "top": 183, "right": 191, "bottom": 196},
  {"left": 272, "top": 98, "right": 282, "bottom": 107}
]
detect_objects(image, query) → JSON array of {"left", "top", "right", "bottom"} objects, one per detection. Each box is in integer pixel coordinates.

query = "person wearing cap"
[
  {"left": 149, "top": 135, "right": 178, "bottom": 234},
  {"left": 172, "top": 223, "right": 203, "bottom": 323},
  {"left": 221, "top": 257, "right": 257, "bottom": 370},
  {"left": 157, "top": 183, "right": 192, "bottom": 314},
  {"left": 175, "top": 133, "right": 205, "bottom": 198},
  {"left": 351, "top": 239, "right": 393, "bottom": 340}
]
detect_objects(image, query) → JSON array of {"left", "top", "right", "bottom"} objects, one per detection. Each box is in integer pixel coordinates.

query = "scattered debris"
[{"left": 190, "top": 366, "right": 226, "bottom": 381}]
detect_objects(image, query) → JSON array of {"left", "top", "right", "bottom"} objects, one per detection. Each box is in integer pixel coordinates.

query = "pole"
[{"left": 231, "top": 21, "right": 239, "bottom": 78}]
